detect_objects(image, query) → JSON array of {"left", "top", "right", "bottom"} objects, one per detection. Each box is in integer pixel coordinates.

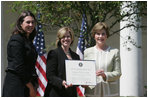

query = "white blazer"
[{"left": 84, "top": 46, "right": 121, "bottom": 97}]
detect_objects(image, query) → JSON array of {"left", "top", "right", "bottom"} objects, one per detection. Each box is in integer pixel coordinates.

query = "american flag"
[
  {"left": 76, "top": 14, "right": 87, "bottom": 97},
  {"left": 33, "top": 12, "right": 48, "bottom": 96}
]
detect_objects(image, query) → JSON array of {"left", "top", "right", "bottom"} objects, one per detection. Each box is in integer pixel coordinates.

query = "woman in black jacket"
[
  {"left": 3, "top": 11, "right": 38, "bottom": 97},
  {"left": 45, "top": 27, "right": 80, "bottom": 97}
]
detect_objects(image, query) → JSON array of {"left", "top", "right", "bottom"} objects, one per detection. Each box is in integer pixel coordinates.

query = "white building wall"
[{"left": 120, "top": 2, "right": 143, "bottom": 96}]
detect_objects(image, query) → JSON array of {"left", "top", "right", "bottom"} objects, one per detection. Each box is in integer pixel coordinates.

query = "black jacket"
[
  {"left": 45, "top": 46, "right": 80, "bottom": 97},
  {"left": 3, "top": 34, "right": 37, "bottom": 97}
]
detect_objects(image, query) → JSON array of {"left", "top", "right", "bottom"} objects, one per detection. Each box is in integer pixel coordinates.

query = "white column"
[{"left": 120, "top": 2, "right": 143, "bottom": 96}]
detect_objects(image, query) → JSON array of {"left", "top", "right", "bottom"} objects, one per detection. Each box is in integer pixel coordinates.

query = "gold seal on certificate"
[{"left": 65, "top": 60, "right": 96, "bottom": 85}]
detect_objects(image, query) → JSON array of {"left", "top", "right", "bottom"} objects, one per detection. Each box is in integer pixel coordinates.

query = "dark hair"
[{"left": 12, "top": 11, "right": 37, "bottom": 41}]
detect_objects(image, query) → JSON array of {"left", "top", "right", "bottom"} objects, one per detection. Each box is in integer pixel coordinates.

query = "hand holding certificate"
[{"left": 65, "top": 60, "right": 96, "bottom": 85}]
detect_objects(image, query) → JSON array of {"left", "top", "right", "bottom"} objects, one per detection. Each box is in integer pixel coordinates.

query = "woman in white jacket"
[{"left": 84, "top": 22, "right": 121, "bottom": 97}]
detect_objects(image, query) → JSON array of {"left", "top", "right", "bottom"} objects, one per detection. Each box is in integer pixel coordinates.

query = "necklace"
[{"left": 65, "top": 51, "right": 72, "bottom": 60}]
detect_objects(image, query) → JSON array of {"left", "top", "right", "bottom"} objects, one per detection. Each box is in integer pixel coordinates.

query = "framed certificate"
[{"left": 65, "top": 60, "right": 96, "bottom": 85}]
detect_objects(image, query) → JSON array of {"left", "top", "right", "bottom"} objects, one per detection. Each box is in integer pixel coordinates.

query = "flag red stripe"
[
  {"left": 36, "top": 91, "right": 41, "bottom": 96},
  {"left": 40, "top": 55, "right": 47, "bottom": 64},
  {"left": 36, "top": 61, "right": 48, "bottom": 81},
  {"left": 38, "top": 77, "right": 46, "bottom": 91},
  {"left": 77, "top": 87, "right": 84, "bottom": 96}
]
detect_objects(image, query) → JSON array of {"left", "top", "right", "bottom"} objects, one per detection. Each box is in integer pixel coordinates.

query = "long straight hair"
[{"left": 12, "top": 11, "right": 37, "bottom": 41}]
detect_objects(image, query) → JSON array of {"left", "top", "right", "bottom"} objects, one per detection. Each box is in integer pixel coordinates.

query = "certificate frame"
[{"left": 65, "top": 60, "right": 96, "bottom": 85}]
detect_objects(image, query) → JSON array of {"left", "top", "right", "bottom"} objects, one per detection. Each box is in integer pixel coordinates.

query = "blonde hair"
[
  {"left": 91, "top": 22, "right": 109, "bottom": 38},
  {"left": 56, "top": 27, "right": 74, "bottom": 47}
]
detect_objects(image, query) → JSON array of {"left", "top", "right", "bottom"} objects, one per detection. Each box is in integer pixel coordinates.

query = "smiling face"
[
  {"left": 60, "top": 32, "right": 72, "bottom": 48},
  {"left": 21, "top": 16, "right": 35, "bottom": 37},
  {"left": 94, "top": 29, "right": 107, "bottom": 45},
  {"left": 56, "top": 27, "right": 74, "bottom": 47}
]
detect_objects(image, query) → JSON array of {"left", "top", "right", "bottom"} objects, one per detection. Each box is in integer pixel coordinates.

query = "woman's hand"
[
  {"left": 96, "top": 69, "right": 104, "bottom": 76},
  {"left": 29, "top": 86, "right": 37, "bottom": 97},
  {"left": 62, "top": 80, "right": 72, "bottom": 89},
  {"left": 96, "top": 69, "right": 106, "bottom": 81},
  {"left": 26, "top": 82, "right": 37, "bottom": 97}
]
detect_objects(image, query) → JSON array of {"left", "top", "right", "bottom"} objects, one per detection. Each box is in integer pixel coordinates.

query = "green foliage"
[{"left": 8, "top": 1, "right": 147, "bottom": 47}]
